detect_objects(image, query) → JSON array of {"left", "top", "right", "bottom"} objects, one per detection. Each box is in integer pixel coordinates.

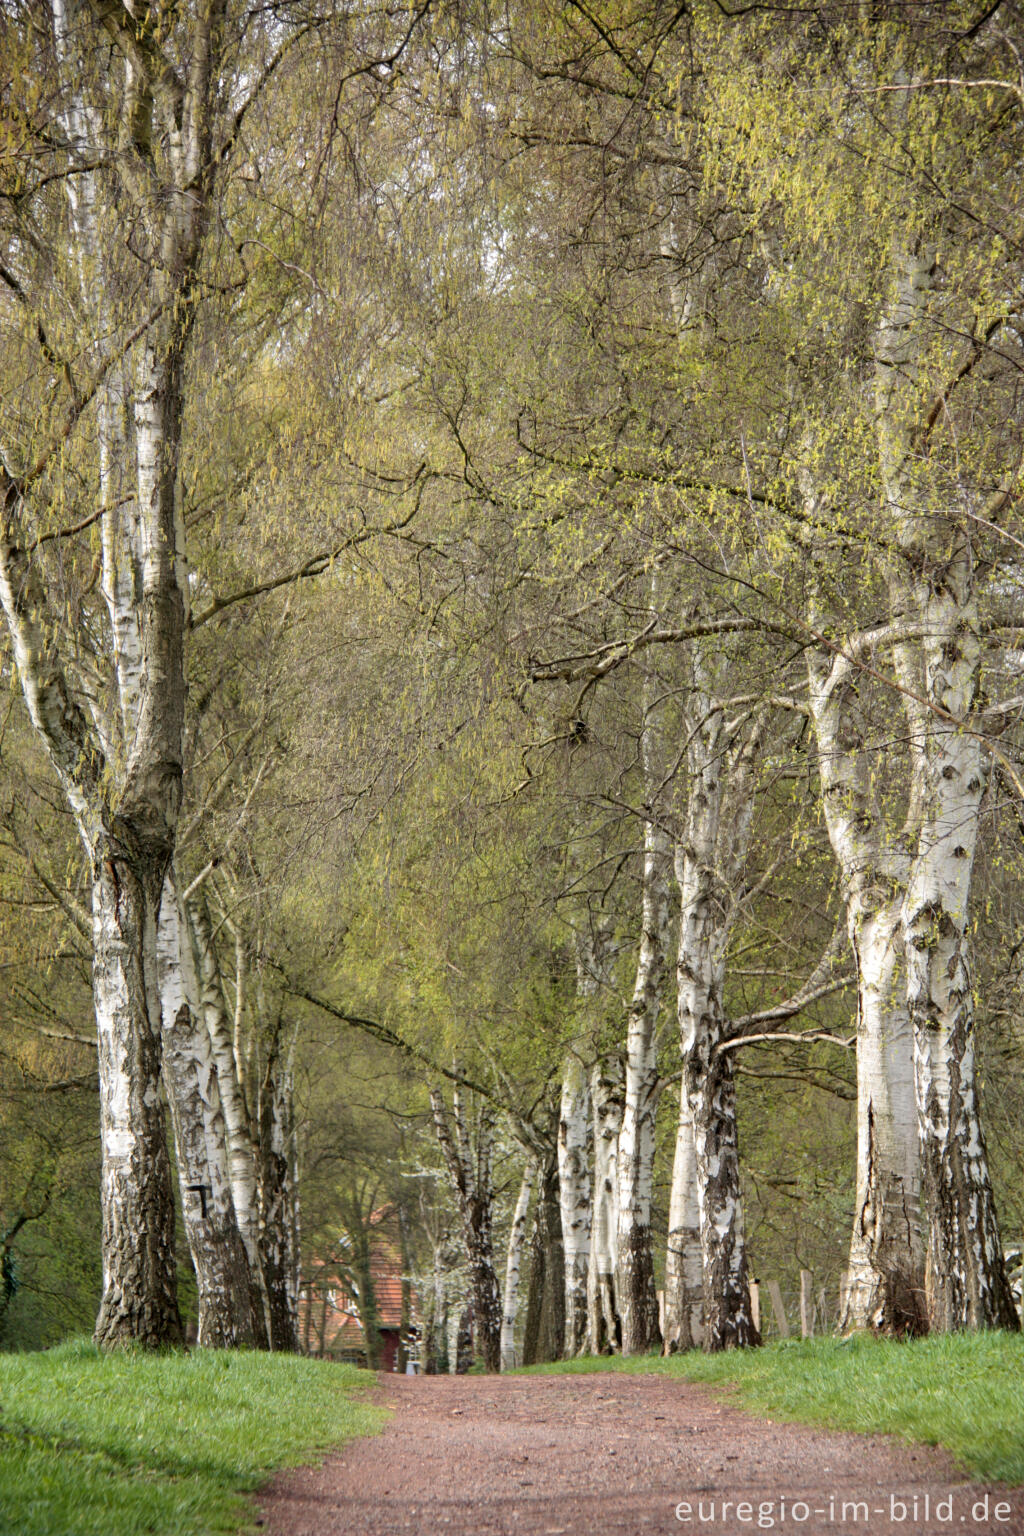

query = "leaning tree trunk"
[
  {"left": 430, "top": 1088, "right": 503, "bottom": 1372},
  {"left": 558, "top": 1052, "right": 592, "bottom": 1356},
  {"left": 500, "top": 1163, "right": 535, "bottom": 1371},
  {"left": 617, "top": 813, "right": 671, "bottom": 1354},
  {"left": 806, "top": 638, "right": 926, "bottom": 1335},
  {"left": 587, "top": 1058, "right": 623, "bottom": 1354},
  {"left": 663, "top": 1083, "right": 704, "bottom": 1351},
  {"left": 676, "top": 649, "right": 760, "bottom": 1351},
  {"left": 157, "top": 875, "right": 256, "bottom": 1346}
]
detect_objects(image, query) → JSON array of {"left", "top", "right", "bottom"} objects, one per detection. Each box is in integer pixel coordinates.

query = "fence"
[{"left": 750, "top": 1272, "right": 839, "bottom": 1340}]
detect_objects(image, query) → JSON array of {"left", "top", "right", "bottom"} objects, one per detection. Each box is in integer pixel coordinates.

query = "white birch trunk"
[
  {"left": 663, "top": 1082, "right": 704, "bottom": 1350},
  {"left": 558, "top": 1051, "right": 592, "bottom": 1356},
  {"left": 0, "top": 0, "right": 240, "bottom": 1351},
  {"left": 500, "top": 1163, "right": 535, "bottom": 1371},
  {"left": 156, "top": 875, "right": 256, "bottom": 1346},
  {"left": 186, "top": 897, "right": 270, "bottom": 1345},
  {"left": 430, "top": 1089, "right": 503, "bottom": 1371},
  {"left": 876, "top": 250, "right": 1017, "bottom": 1332},
  {"left": 902, "top": 572, "right": 1017, "bottom": 1329},
  {"left": 617, "top": 812, "right": 671, "bottom": 1354},
  {"left": 843, "top": 900, "right": 923, "bottom": 1331},
  {"left": 806, "top": 639, "right": 925, "bottom": 1334},
  {"left": 90, "top": 862, "right": 182, "bottom": 1346},
  {"left": 587, "top": 1058, "right": 623, "bottom": 1354},
  {"left": 677, "top": 648, "right": 760, "bottom": 1350},
  {"left": 0, "top": 476, "right": 163, "bottom": 1339}
]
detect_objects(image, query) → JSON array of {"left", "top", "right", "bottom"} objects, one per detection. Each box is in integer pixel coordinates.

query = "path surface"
[{"left": 259, "top": 1373, "right": 1021, "bottom": 1536}]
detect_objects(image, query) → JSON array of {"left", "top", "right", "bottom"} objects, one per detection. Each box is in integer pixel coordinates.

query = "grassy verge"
[
  {"left": 0, "top": 1337, "right": 385, "bottom": 1536},
  {"left": 524, "top": 1331, "right": 1024, "bottom": 1483}
]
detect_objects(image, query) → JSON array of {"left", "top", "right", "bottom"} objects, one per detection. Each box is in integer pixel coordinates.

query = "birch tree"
[
  {"left": 586, "top": 1055, "right": 622, "bottom": 1354},
  {"left": 500, "top": 1160, "right": 535, "bottom": 1371},
  {"left": 557, "top": 1047, "right": 592, "bottom": 1357},
  {"left": 704, "top": 5, "right": 1024, "bottom": 1331},
  {"left": 522, "top": 1147, "right": 566, "bottom": 1364},
  {"left": 663, "top": 1092, "right": 704, "bottom": 1351},
  {"left": 156, "top": 874, "right": 257, "bottom": 1345},
  {"left": 0, "top": 0, "right": 236, "bottom": 1345},
  {"left": 876, "top": 250, "right": 1018, "bottom": 1331},
  {"left": 213, "top": 886, "right": 302, "bottom": 1350},
  {"left": 430, "top": 1087, "right": 504, "bottom": 1372},
  {"left": 616, "top": 730, "right": 672, "bottom": 1354},
  {"left": 807, "top": 630, "right": 924, "bottom": 1334},
  {"left": 676, "top": 647, "right": 763, "bottom": 1350}
]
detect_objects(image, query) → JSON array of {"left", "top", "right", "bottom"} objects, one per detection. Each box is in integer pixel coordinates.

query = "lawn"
[
  {"left": 526, "top": 1331, "right": 1024, "bottom": 1483},
  {"left": 0, "top": 1337, "right": 385, "bottom": 1536}
]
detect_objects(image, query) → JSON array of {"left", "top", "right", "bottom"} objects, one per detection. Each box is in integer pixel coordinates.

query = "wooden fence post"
[
  {"left": 766, "top": 1279, "right": 790, "bottom": 1338},
  {"left": 750, "top": 1280, "right": 760, "bottom": 1335}
]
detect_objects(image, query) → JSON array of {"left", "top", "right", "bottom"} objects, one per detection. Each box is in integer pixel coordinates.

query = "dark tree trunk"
[
  {"left": 257, "top": 1060, "right": 300, "bottom": 1352},
  {"left": 522, "top": 1210, "right": 546, "bottom": 1368},
  {"left": 522, "top": 1153, "right": 565, "bottom": 1364},
  {"left": 456, "top": 1304, "right": 474, "bottom": 1374},
  {"left": 618, "top": 1222, "right": 661, "bottom": 1355},
  {"left": 352, "top": 1228, "right": 382, "bottom": 1369},
  {"left": 466, "top": 1206, "right": 502, "bottom": 1372}
]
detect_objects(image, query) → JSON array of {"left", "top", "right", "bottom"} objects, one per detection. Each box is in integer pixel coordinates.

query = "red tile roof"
[{"left": 301, "top": 1206, "right": 417, "bottom": 1348}]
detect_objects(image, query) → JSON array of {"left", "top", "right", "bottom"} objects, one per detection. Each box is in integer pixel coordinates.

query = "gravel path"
[{"left": 258, "top": 1372, "right": 1021, "bottom": 1536}]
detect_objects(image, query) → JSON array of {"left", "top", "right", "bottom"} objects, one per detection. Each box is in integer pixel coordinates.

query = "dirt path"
[{"left": 259, "top": 1373, "right": 1021, "bottom": 1536}]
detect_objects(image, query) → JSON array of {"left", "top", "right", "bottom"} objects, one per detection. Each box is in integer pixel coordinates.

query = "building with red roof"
[{"left": 300, "top": 1206, "right": 417, "bottom": 1371}]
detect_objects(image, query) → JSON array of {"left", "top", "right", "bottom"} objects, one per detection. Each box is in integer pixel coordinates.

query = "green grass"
[
  {"left": 0, "top": 1337, "right": 386, "bottom": 1536},
  {"left": 524, "top": 1331, "right": 1024, "bottom": 1483}
]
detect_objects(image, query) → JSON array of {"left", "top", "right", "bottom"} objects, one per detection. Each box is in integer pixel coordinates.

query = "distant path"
[{"left": 259, "top": 1372, "right": 1021, "bottom": 1536}]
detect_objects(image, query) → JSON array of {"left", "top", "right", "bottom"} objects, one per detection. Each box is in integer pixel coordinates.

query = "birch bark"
[
  {"left": 221, "top": 934, "right": 301, "bottom": 1351},
  {"left": 558, "top": 1051, "right": 592, "bottom": 1356},
  {"left": 676, "top": 646, "right": 760, "bottom": 1350},
  {"left": 500, "top": 1163, "right": 535, "bottom": 1371},
  {"left": 186, "top": 897, "right": 270, "bottom": 1345},
  {"left": 877, "top": 250, "right": 1017, "bottom": 1331},
  {"left": 663, "top": 1083, "right": 704, "bottom": 1351},
  {"left": 156, "top": 874, "right": 256, "bottom": 1346},
  {"left": 0, "top": 0, "right": 233, "bottom": 1346},
  {"left": 617, "top": 805, "right": 672, "bottom": 1354},
  {"left": 257, "top": 1041, "right": 302, "bottom": 1351},
  {"left": 587, "top": 1058, "right": 623, "bottom": 1354},
  {"left": 901, "top": 564, "right": 1017, "bottom": 1329},
  {"left": 806, "top": 641, "right": 925, "bottom": 1334},
  {"left": 90, "top": 858, "right": 182, "bottom": 1345},
  {"left": 522, "top": 1149, "right": 565, "bottom": 1364},
  {"left": 430, "top": 1088, "right": 504, "bottom": 1372}
]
